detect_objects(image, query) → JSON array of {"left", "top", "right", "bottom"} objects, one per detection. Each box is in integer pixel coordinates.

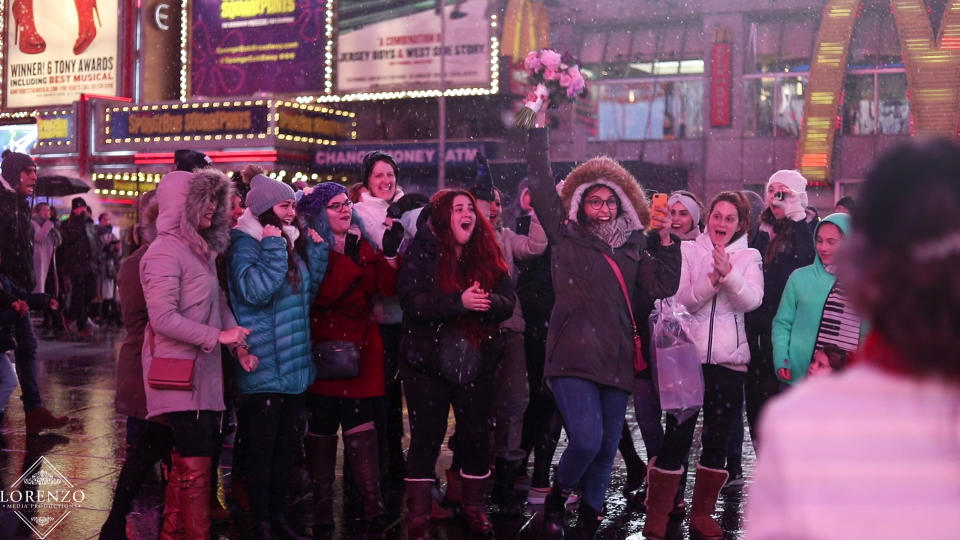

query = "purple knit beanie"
[{"left": 297, "top": 182, "right": 347, "bottom": 220}]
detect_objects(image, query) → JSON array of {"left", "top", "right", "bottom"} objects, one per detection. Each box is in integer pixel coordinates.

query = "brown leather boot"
[
  {"left": 460, "top": 472, "right": 493, "bottom": 534},
  {"left": 689, "top": 465, "right": 728, "bottom": 540},
  {"left": 25, "top": 407, "right": 69, "bottom": 434},
  {"left": 343, "top": 429, "right": 386, "bottom": 524},
  {"left": 642, "top": 465, "right": 683, "bottom": 540},
  {"left": 159, "top": 453, "right": 183, "bottom": 540},
  {"left": 444, "top": 468, "right": 462, "bottom": 507},
  {"left": 174, "top": 454, "right": 212, "bottom": 540},
  {"left": 305, "top": 433, "right": 337, "bottom": 533},
  {"left": 406, "top": 480, "right": 433, "bottom": 540}
]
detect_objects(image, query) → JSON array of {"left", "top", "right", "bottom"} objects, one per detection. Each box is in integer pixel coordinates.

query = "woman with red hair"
[{"left": 398, "top": 189, "right": 515, "bottom": 539}]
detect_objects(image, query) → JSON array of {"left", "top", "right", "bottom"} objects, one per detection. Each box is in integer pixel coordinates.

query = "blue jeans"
[
  {"left": 550, "top": 376, "right": 629, "bottom": 511},
  {"left": 0, "top": 352, "right": 18, "bottom": 414},
  {"left": 13, "top": 315, "right": 41, "bottom": 410}
]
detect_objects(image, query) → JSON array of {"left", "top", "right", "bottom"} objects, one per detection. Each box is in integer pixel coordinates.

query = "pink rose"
[
  {"left": 524, "top": 51, "right": 542, "bottom": 72},
  {"left": 543, "top": 68, "right": 560, "bottom": 81},
  {"left": 568, "top": 66, "right": 585, "bottom": 92},
  {"left": 540, "top": 49, "right": 562, "bottom": 71}
]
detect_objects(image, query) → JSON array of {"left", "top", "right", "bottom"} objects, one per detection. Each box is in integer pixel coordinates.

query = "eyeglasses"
[
  {"left": 585, "top": 197, "right": 619, "bottom": 210},
  {"left": 326, "top": 200, "right": 353, "bottom": 212}
]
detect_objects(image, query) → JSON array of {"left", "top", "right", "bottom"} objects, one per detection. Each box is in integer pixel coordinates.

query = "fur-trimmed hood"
[
  {"left": 560, "top": 156, "right": 649, "bottom": 231},
  {"left": 155, "top": 168, "right": 232, "bottom": 258}
]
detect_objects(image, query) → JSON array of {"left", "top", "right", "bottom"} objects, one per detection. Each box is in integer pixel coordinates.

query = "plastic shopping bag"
[{"left": 650, "top": 300, "right": 704, "bottom": 422}]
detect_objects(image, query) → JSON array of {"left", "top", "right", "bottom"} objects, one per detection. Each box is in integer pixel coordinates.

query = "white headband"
[{"left": 667, "top": 193, "right": 700, "bottom": 228}]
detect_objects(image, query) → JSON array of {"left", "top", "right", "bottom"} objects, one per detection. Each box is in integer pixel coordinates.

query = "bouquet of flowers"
[{"left": 515, "top": 49, "right": 588, "bottom": 129}]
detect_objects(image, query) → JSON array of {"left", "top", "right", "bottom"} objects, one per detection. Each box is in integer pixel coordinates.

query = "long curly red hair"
[{"left": 429, "top": 189, "right": 508, "bottom": 294}]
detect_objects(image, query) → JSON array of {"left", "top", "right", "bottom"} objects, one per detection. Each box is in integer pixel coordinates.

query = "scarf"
[
  {"left": 32, "top": 214, "right": 47, "bottom": 227},
  {"left": 587, "top": 216, "right": 632, "bottom": 249},
  {"left": 283, "top": 224, "right": 300, "bottom": 245},
  {"left": 674, "top": 226, "right": 701, "bottom": 242}
]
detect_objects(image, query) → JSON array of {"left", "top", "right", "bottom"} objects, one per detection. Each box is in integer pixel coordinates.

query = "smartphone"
[{"left": 651, "top": 193, "right": 668, "bottom": 228}]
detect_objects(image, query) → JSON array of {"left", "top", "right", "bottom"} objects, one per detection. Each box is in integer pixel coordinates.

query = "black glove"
[
  {"left": 382, "top": 222, "right": 404, "bottom": 258},
  {"left": 387, "top": 193, "right": 430, "bottom": 219},
  {"left": 515, "top": 215, "right": 531, "bottom": 236},
  {"left": 344, "top": 232, "right": 361, "bottom": 263},
  {"left": 475, "top": 152, "right": 491, "bottom": 184}
]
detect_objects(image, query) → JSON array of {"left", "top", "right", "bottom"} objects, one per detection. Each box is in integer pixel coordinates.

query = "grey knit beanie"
[{"left": 245, "top": 174, "right": 295, "bottom": 216}]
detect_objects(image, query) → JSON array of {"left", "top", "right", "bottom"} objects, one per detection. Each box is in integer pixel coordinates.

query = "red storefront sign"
[{"left": 710, "top": 43, "right": 732, "bottom": 127}]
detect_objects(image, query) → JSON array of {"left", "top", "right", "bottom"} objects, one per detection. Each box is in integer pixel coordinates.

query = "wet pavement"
[{"left": 0, "top": 330, "right": 752, "bottom": 539}]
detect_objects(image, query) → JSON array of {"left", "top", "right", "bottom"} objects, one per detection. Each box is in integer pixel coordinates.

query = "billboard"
[
  {"left": 190, "top": 0, "right": 327, "bottom": 97},
  {"left": 336, "top": 0, "right": 492, "bottom": 94},
  {"left": 0, "top": 124, "right": 37, "bottom": 154},
  {"left": 5, "top": 0, "right": 119, "bottom": 107}
]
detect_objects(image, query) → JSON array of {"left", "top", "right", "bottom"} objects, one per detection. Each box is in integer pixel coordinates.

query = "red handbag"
[
  {"left": 146, "top": 324, "right": 196, "bottom": 391},
  {"left": 602, "top": 253, "right": 647, "bottom": 373}
]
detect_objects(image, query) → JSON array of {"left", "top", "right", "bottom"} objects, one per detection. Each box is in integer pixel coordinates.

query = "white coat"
[{"left": 675, "top": 233, "right": 764, "bottom": 369}]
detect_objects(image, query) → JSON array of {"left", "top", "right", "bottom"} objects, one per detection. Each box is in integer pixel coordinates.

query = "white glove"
[{"left": 772, "top": 190, "right": 806, "bottom": 221}]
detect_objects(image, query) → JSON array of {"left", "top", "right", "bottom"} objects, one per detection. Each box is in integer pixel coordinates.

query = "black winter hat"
[
  {"left": 1, "top": 150, "right": 36, "bottom": 188},
  {"left": 174, "top": 149, "right": 211, "bottom": 172},
  {"left": 360, "top": 151, "right": 398, "bottom": 187},
  {"left": 71, "top": 197, "right": 88, "bottom": 210}
]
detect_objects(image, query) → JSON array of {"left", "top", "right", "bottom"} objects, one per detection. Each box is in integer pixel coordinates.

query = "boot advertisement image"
[{"left": 5, "top": 0, "right": 118, "bottom": 108}]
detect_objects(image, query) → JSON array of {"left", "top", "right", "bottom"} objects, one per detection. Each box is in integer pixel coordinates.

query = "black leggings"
[
  {"left": 402, "top": 366, "right": 496, "bottom": 479},
  {"left": 745, "top": 331, "right": 780, "bottom": 449},
  {"left": 520, "top": 316, "right": 562, "bottom": 487},
  {"left": 379, "top": 323, "right": 405, "bottom": 475},
  {"left": 237, "top": 393, "right": 306, "bottom": 521},
  {"left": 166, "top": 410, "right": 223, "bottom": 458},
  {"left": 308, "top": 394, "right": 378, "bottom": 436},
  {"left": 657, "top": 365, "right": 745, "bottom": 471}
]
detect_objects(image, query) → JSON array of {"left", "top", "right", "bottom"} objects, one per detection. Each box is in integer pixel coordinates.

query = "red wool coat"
[{"left": 309, "top": 240, "right": 398, "bottom": 398}]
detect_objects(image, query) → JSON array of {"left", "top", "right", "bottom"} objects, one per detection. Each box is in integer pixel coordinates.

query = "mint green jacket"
[{"left": 772, "top": 213, "right": 865, "bottom": 384}]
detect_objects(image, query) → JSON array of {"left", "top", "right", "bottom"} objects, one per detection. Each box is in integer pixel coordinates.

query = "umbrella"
[{"left": 35, "top": 175, "right": 91, "bottom": 197}]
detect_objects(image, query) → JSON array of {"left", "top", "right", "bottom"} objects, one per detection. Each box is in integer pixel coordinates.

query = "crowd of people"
[{"left": 0, "top": 112, "right": 956, "bottom": 540}]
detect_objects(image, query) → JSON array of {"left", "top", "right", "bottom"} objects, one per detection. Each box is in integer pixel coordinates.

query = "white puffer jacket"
[
  {"left": 675, "top": 233, "right": 764, "bottom": 370},
  {"left": 353, "top": 189, "right": 404, "bottom": 324}
]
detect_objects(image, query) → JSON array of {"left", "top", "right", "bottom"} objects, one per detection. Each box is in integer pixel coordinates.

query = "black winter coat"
[
  {"left": 397, "top": 210, "right": 515, "bottom": 380},
  {"left": 515, "top": 215, "right": 554, "bottom": 327},
  {"left": 60, "top": 213, "right": 101, "bottom": 277},
  {"left": 526, "top": 129, "right": 681, "bottom": 393},
  {"left": 745, "top": 218, "right": 815, "bottom": 335},
  {"left": 0, "top": 189, "right": 35, "bottom": 290}
]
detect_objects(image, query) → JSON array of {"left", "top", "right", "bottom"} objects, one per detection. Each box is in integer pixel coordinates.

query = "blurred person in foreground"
[{"left": 745, "top": 138, "right": 960, "bottom": 539}]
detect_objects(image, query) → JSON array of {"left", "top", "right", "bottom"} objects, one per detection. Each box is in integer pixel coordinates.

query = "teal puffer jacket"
[{"left": 227, "top": 210, "right": 328, "bottom": 394}]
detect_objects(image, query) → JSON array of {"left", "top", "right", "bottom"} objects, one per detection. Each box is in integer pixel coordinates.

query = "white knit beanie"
[{"left": 767, "top": 169, "right": 809, "bottom": 207}]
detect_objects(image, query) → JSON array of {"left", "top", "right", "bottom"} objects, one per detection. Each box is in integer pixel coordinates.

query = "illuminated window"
[
  {"left": 587, "top": 79, "right": 703, "bottom": 141},
  {"left": 578, "top": 22, "right": 704, "bottom": 141},
  {"left": 842, "top": 7, "right": 909, "bottom": 136},
  {"left": 744, "top": 74, "right": 808, "bottom": 137}
]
